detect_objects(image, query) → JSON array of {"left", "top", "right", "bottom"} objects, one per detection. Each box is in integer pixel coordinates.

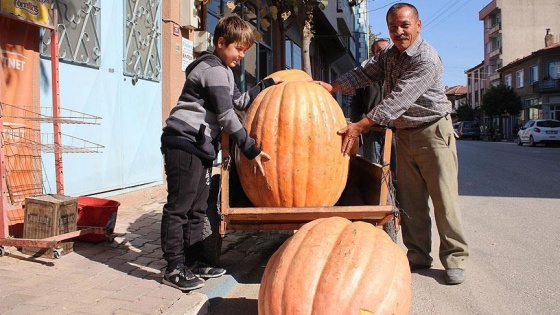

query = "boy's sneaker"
[
  {"left": 162, "top": 264, "right": 205, "bottom": 291},
  {"left": 190, "top": 261, "right": 226, "bottom": 279}
]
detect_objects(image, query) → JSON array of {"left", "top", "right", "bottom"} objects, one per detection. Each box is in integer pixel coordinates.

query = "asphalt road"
[{"left": 209, "top": 140, "right": 560, "bottom": 315}]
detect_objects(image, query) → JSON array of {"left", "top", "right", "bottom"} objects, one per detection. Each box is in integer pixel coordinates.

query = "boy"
[{"left": 160, "top": 15, "right": 282, "bottom": 291}]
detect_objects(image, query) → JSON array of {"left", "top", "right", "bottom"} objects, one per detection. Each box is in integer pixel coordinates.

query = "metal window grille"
[
  {"left": 40, "top": 0, "right": 101, "bottom": 68},
  {"left": 124, "top": 0, "right": 161, "bottom": 82}
]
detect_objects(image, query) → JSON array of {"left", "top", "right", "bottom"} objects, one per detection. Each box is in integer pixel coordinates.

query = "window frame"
[
  {"left": 504, "top": 74, "right": 512, "bottom": 87},
  {"left": 529, "top": 65, "right": 539, "bottom": 84},
  {"left": 40, "top": 0, "right": 102, "bottom": 68},
  {"left": 516, "top": 70, "right": 524, "bottom": 88}
]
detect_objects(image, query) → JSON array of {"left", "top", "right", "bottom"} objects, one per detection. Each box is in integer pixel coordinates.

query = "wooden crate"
[{"left": 22, "top": 195, "right": 77, "bottom": 258}]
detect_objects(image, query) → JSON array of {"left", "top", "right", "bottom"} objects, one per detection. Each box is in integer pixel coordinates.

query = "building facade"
[
  {"left": 353, "top": 0, "right": 370, "bottom": 66},
  {"left": 499, "top": 44, "right": 560, "bottom": 128},
  {"left": 465, "top": 61, "right": 485, "bottom": 110},
  {"left": 478, "top": 0, "right": 560, "bottom": 88},
  {"left": 445, "top": 85, "right": 468, "bottom": 119},
  {"left": 13, "top": 0, "right": 164, "bottom": 197},
  {"left": 1, "top": 0, "right": 362, "bottom": 200}
]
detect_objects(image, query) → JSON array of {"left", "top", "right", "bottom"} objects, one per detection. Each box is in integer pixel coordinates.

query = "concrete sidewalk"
[{"left": 0, "top": 185, "right": 235, "bottom": 314}]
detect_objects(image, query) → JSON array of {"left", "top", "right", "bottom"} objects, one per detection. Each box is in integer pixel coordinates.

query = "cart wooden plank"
[{"left": 216, "top": 128, "right": 397, "bottom": 236}]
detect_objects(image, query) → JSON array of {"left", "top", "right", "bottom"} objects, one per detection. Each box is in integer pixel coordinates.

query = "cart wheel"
[
  {"left": 53, "top": 248, "right": 63, "bottom": 259},
  {"left": 383, "top": 219, "right": 398, "bottom": 243},
  {"left": 201, "top": 173, "right": 223, "bottom": 266},
  {"left": 0, "top": 245, "right": 5, "bottom": 257},
  {"left": 107, "top": 235, "right": 116, "bottom": 243}
]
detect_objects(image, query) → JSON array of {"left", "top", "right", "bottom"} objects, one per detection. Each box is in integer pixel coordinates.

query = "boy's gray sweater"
[{"left": 161, "top": 54, "right": 274, "bottom": 165}]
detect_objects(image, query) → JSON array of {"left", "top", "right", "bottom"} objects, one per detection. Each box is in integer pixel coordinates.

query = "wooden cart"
[{"left": 205, "top": 127, "right": 400, "bottom": 251}]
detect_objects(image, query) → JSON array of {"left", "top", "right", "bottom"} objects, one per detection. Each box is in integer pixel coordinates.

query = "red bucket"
[{"left": 76, "top": 196, "right": 120, "bottom": 243}]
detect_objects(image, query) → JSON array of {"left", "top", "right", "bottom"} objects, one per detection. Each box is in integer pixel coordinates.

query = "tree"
[
  {"left": 456, "top": 103, "right": 475, "bottom": 121},
  {"left": 231, "top": 0, "right": 328, "bottom": 76},
  {"left": 270, "top": 0, "right": 328, "bottom": 75},
  {"left": 481, "top": 84, "right": 522, "bottom": 128}
]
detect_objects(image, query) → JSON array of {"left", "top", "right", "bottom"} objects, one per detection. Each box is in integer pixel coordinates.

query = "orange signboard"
[
  {"left": 1, "top": 17, "right": 43, "bottom": 236},
  {"left": 0, "top": 0, "right": 52, "bottom": 25}
]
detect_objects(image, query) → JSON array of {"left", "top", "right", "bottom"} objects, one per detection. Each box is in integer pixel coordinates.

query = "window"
[
  {"left": 505, "top": 74, "right": 512, "bottom": 87},
  {"left": 40, "top": 0, "right": 101, "bottom": 68},
  {"left": 551, "top": 105, "right": 560, "bottom": 120},
  {"left": 549, "top": 61, "right": 560, "bottom": 79},
  {"left": 285, "top": 38, "right": 302, "bottom": 70},
  {"left": 529, "top": 65, "right": 539, "bottom": 84},
  {"left": 206, "top": 1, "right": 273, "bottom": 91},
  {"left": 536, "top": 120, "right": 560, "bottom": 127},
  {"left": 124, "top": 0, "right": 162, "bottom": 82},
  {"left": 516, "top": 70, "right": 524, "bottom": 88}
]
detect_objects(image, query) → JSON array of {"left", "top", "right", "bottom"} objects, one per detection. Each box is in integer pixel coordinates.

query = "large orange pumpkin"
[
  {"left": 235, "top": 80, "right": 349, "bottom": 207},
  {"left": 264, "top": 69, "right": 312, "bottom": 82},
  {"left": 258, "top": 217, "right": 411, "bottom": 315}
]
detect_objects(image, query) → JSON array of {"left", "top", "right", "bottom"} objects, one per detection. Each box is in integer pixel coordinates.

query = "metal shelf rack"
[
  {"left": 0, "top": 5, "right": 110, "bottom": 258},
  {"left": 1, "top": 102, "right": 102, "bottom": 125}
]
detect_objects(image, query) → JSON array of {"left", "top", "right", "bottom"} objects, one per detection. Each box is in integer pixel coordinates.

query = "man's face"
[
  {"left": 387, "top": 6, "right": 421, "bottom": 53},
  {"left": 372, "top": 40, "right": 389, "bottom": 57}
]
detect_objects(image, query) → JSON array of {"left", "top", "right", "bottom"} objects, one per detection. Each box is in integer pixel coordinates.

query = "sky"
[{"left": 367, "top": 0, "right": 490, "bottom": 87}]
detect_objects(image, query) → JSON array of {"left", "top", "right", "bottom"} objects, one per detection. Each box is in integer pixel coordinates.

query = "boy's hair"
[{"left": 212, "top": 15, "right": 254, "bottom": 48}]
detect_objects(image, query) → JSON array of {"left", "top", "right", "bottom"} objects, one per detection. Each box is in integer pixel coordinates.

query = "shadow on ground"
[
  {"left": 71, "top": 204, "right": 291, "bottom": 288},
  {"left": 208, "top": 297, "right": 258, "bottom": 315},
  {"left": 72, "top": 208, "right": 167, "bottom": 283}
]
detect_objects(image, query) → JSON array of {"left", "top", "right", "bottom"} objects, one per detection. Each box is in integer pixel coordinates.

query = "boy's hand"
[
  {"left": 272, "top": 77, "right": 284, "bottom": 85},
  {"left": 252, "top": 150, "right": 271, "bottom": 176}
]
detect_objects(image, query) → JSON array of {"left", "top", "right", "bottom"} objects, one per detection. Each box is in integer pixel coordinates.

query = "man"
[
  {"left": 349, "top": 38, "right": 390, "bottom": 164},
  {"left": 317, "top": 2, "right": 469, "bottom": 285}
]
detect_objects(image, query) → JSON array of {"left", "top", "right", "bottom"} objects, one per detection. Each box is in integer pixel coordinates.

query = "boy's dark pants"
[{"left": 160, "top": 148, "right": 210, "bottom": 271}]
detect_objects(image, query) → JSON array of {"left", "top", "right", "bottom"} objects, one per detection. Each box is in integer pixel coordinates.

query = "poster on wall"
[
  {"left": 0, "top": 0, "right": 53, "bottom": 26},
  {"left": 182, "top": 37, "right": 193, "bottom": 71}
]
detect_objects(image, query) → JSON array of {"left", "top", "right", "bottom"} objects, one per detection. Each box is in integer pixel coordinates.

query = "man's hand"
[
  {"left": 251, "top": 150, "right": 271, "bottom": 176},
  {"left": 337, "top": 117, "right": 375, "bottom": 155},
  {"left": 313, "top": 81, "right": 342, "bottom": 93}
]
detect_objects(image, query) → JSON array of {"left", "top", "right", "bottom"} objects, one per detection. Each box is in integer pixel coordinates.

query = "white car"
[{"left": 517, "top": 119, "right": 560, "bottom": 146}]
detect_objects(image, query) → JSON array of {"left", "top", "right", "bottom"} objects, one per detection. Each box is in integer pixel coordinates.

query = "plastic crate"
[
  {"left": 22, "top": 194, "right": 77, "bottom": 258},
  {"left": 76, "top": 196, "right": 120, "bottom": 243}
]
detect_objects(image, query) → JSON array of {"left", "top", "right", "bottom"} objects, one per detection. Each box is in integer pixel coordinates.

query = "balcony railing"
[
  {"left": 487, "top": 22, "right": 501, "bottom": 37},
  {"left": 489, "top": 72, "right": 500, "bottom": 82},
  {"left": 532, "top": 79, "right": 560, "bottom": 93},
  {"left": 336, "top": 0, "right": 354, "bottom": 37},
  {"left": 488, "top": 47, "right": 501, "bottom": 59}
]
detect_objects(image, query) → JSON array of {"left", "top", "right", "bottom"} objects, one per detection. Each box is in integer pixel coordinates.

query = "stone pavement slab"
[
  {"left": 0, "top": 185, "right": 209, "bottom": 315},
  {"left": 0, "top": 184, "right": 291, "bottom": 314}
]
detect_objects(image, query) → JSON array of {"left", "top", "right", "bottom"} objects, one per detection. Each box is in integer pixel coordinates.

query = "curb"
[{"left": 198, "top": 274, "right": 239, "bottom": 300}]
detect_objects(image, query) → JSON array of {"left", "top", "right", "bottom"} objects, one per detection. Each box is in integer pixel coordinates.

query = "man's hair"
[
  {"left": 213, "top": 15, "right": 254, "bottom": 48},
  {"left": 386, "top": 2, "right": 419, "bottom": 23},
  {"left": 371, "top": 38, "right": 390, "bottom": 55},
  {"left": 371, "top": 38, "right": 390, "bottom": 50}
]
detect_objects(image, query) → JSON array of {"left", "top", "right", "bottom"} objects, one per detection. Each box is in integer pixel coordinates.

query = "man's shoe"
[
  {"left": 162, "top": 264, "right": 205, "bottom": 291},
  {"left": 190, "top": 261, "right": 226, "bottom": 279},
  {"left": 409, "top": 262, "right": 431, "bottom": 271},
  {"left": 445, "top": 268, "right": 466, "bottom": 285}
]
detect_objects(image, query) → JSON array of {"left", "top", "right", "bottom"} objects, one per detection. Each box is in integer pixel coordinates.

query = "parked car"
[
  {"left": 453, "top": 122, "right": 460, "bottom": 134},
  {"left": 517, "top": 119, "right": 560, "bottom": 146},
  {"left": 457, "top": 121, "right": 480, "bottom": 140}
]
